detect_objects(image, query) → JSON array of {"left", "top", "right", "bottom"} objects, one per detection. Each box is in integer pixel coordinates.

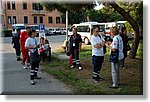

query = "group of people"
[
  {"left": 12, "top": 25, "right": 129, "bottom": 87},
  {"left": 11, "top": 27, "right": 50, "bottom": 85},
  {"left": 68, "top": 26, "right": 130, "bottom": 88}
]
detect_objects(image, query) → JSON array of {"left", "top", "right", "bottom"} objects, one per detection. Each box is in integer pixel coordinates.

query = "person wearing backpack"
[
  {"left": 109, "top": 26, "right": 124, "bottom": 88},
  {"left": 91, "top": 26, "right": 105, "bottom": 83}
]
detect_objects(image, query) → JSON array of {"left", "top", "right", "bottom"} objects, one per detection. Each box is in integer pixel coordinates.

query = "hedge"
[{"left": 2, "top": 30, "right": 12, "bottom": 37}]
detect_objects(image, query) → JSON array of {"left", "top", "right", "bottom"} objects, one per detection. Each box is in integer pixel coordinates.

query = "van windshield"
[
  {"left": 77, "top": 26, "right": 90, "bottom": 32},
  {"left": 13, "top": 26, "right": 25, "bottom": 30},
  {"left": 30, "top": 26, "right": 39, "bottom": 30}
]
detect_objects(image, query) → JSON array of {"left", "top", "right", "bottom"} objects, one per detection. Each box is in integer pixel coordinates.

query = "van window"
[
  {"left": 77, "top": 26, "right": 90, "bottom": 32},
  {"left": 29, "top": 26, "right": 39, "bottom": 30},
  {"left": 99, "top": 25, "right": 105, "bottom": 32},
  {"left": 13, "top": 26, "right": 25, "bottom": 30}
]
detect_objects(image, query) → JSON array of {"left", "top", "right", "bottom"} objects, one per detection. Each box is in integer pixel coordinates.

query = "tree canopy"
[{"left": 42, "top": 0, "right": 143, "bottom": 58}]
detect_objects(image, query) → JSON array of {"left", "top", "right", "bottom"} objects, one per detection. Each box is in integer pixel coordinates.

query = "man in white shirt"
[
  {"left": 91, "top": 26, "right": 105, "bottom": 83},
  {"left": 109, "top": 26, "right": 124, "bottom": 88}
]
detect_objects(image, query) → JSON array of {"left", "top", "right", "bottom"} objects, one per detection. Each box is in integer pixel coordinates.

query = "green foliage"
[
  {"left": 2, "top": 29, "right": 12, "bottom": 37},
  {"left": 42, "top": 2, "right": 94, "bottom": 13},
  {"left": 61, "top": 10, "right": 87, "bottom": 25},
  {"left": 117, "top": 1, "right": 143, "bottom": 34}
]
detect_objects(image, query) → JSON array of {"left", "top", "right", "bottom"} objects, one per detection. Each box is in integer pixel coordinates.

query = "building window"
[
  {"left": 34, "top": 16, "right": 37, "bottom": 24},
  {"left": 23, "top": 2, "right": 27, "bottom": 10},
  {"left": 12, "top": 1, "right": 16, "bottom": 10},
  {"left": 7, "top": 16, "right": 11, "bottom": 24},
  {"left": 24, "top": 16, "right": 28, "bottom": 24},
  {"left": 13, "top": 16, "right": 17, "bottom": 24},
  {"left": 56, "top": 17, "right": 60, "bottom": 24},
  {"left": 48, "top": 17, "right": 53, "bottom": 24},
  {"left": 32, "top": 3, "right": 43, "bottom": 11},
  {"left": 39, "top": 16, "right": 43, "bottom": 23},
  {"left": 7, "top": 1, "right": 11, "bottom": 9}
]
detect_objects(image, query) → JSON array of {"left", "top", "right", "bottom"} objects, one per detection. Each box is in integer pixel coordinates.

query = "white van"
[
  {"left": 68, "top": 22, "right": 102, "bottom": 45},
  {"left": 28, "top": 25, "right": 39, "bottom": 36},
  {"left": 12, "top": 24, "right": 26, "bottom": 34},
  {"left": 98, "top": 21, "right": 127, "bottom": 36}
]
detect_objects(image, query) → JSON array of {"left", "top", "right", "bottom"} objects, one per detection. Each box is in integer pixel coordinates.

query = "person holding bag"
[
  {"left": 25, "top": 29, "right": 41, "bottom": 85},
  {"left": 109, "top": 27, "right": 124, "bottom": 88}
]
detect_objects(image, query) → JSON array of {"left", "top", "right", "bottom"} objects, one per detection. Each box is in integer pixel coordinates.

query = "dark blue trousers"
[{"left": 92, "top": 56, "right": 104, "bottom": 80}]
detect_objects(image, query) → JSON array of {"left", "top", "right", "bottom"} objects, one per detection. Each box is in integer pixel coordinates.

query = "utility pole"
[{"left": 66, "top": 10, "right": 68, "bottom": 41}]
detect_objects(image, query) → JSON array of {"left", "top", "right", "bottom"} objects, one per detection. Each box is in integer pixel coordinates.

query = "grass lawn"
[{"left": 42, "top": 41, "right": 143, "bottom": 95}]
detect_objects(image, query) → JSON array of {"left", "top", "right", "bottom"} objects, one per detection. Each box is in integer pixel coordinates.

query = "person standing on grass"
[
  {"left": 91, "top": 26, "right": 105, "bottom": 83},
  {"left": 120, "top": 27, "right": 129, "bottom": 69},
  {"left": 11, "top": 28, "right": 22, "bottom": 61},
  {"left": 20, "top": 26, "right": 30, "bottom": 69},
  {"left": 25, "top": 29, "right": 41, "bottom": 85},
  {"left": 109, "top": 26, "right": 124, "bottom": 88},
  {"left": 69, "top": 27, "right": 82, "bottom": 70}
]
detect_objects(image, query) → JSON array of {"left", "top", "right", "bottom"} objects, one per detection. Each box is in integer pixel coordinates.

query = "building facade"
[{"left": 1, "top": 0, "right": 65, "bottom": 29}]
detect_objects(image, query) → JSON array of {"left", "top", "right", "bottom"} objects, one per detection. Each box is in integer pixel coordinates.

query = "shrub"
[{"left": 2, "top": 29, "right": 12, "bottom": 37}]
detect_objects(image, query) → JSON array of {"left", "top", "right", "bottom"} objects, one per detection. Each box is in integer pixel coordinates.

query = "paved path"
[{"left": 0, "top": 36, "right": 73, "bottom": 95}]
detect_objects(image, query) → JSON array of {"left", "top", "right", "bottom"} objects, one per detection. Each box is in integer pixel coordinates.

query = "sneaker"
[
  {"left": 78, "top": 66, "right": 82, "bottom": 70},
  {"left": 92, "top": 79, "right": 99, "bottom": 83},
  {"left": 26, "top": 63, "right": 31, "bottom": 69},
  {"left": 98, "top": 77, "right": 105, "bottom": 81},
  {"left": 30, "top": 80, "right": 35, "bottom": 85},
  {"left": 109, "top": 86, "right": 119, "bottom": 89},
  {"left": 23, "top": 65, "right": 27, "bottom": 69}
]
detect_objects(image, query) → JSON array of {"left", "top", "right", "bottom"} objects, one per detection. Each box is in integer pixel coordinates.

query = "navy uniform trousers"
[
  {"left": 92, "top": 56, "right": 104, "bottom": 80},
  {"left": 71, "top": 49, "right": 81, "bottom": 67},
  {"left": 30, "top": 53, "right": 40, "bottom": 80}
]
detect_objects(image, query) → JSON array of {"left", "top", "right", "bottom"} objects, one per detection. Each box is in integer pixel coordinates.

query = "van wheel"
[{"left": 84, "top": 38, "right": 89, "bottom": 45}]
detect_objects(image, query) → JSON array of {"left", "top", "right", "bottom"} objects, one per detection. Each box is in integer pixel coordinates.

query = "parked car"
[
  {"left": 49, "top": 28, "right": 55, "bottom": 35},
  {"left": 45, "top": 29, "right": 51, "bottom": 36},
  {"left": 61, "top": 28, "right": 66, "bottom": 35},
  {"left": 49, "top": 27, "right": 61, "bottom": 35}
]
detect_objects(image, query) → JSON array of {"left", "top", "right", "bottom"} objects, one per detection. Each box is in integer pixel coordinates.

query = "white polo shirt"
[
  {"left": 25, "top": 37, "right": 38, "bottom": 55},
  {"left": 91, "top": 34, "right": 105, "bottom": 56},
  {"left": 110, "top": 35, "right": 124, "bottom": 60}
]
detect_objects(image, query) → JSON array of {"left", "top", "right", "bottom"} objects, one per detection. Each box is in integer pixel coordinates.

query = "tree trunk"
[{"left": 110, "top": 2, "right": 140, "bottom": 58}]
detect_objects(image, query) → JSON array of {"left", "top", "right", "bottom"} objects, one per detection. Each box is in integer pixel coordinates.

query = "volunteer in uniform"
[
  {"left": 25, "top": 29, "right": 41, "bottom": 85},
  {"left": 91, "top": 26, "right": 105, "bottom": 83},
  {"left": 69, "top": 27, "right": 82, "bottom": 70}
]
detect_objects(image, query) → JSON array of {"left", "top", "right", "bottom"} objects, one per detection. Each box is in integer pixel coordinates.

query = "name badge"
[{"left": 73, "top": 43, "right": 75, "bottom": 47}]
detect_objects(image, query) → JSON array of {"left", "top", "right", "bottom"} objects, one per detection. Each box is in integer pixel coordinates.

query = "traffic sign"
[{"left": 39, "top": 24, "right": 45, "bottom": 30}]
